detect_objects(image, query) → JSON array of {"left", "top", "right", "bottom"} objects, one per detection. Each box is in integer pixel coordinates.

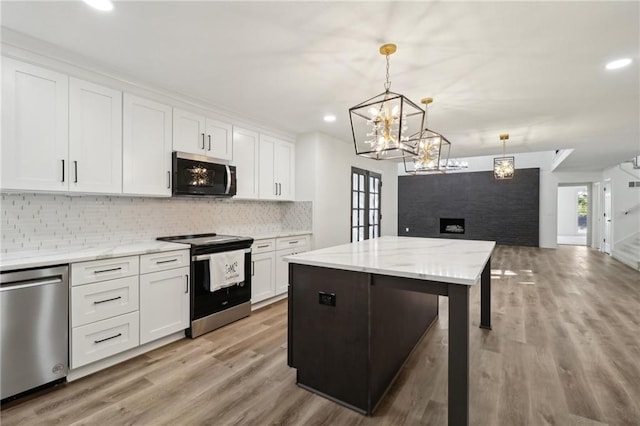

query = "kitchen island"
[{"left": 285, "top": 236, "right": 495, "bottom": 426}]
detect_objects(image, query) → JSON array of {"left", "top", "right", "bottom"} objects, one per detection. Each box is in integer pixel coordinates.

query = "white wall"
[
  {"left": 557, "top": 186, "right": 586, "bottom": 236},
  {"left": 297, "top": 132, "right": 398, "bottom": 250},
  {"left": 602, "top": 163, "right": 640, "bottom": 247}
]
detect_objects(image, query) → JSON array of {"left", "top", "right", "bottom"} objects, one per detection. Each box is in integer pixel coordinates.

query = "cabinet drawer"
[
  {"left": 71, "top": 276, "right": 139, "bottom": 327},
  {"left": 140, "top": 250, "right": 190, "bottom": 274},
  {"left": 252, "top": 239, "right": 276, "bottom": 254},
  {"left": 71, "top": 311, "right": 139, "bottom": 368},
  {"left": 71, "top": 256, "right": 139, "bottom": 286},
  {"left": 276, "top": 235, "right": 309, "bottom": 251}
]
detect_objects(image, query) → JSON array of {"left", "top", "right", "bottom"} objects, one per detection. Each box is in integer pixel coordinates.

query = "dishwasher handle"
[{"left": 0, "top": 277, "right": 63, "bottom": 292}]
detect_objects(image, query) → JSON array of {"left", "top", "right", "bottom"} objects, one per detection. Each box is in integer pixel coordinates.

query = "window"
[{"left": 351, "top": 167, "right": 381, "bottom": 242}]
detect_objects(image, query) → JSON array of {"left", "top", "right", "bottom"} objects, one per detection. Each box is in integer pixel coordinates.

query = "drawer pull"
[
  {"left": 257, "top": 244, "right": 270, "bottom": 249},
  {"left": 94, "top": 296, "right": 122, "bottom": 305},
  {"left": 94, "top": 267, "right": 123, "bottom": 274},
  {"left": 94, "top": 333, "right": 122, "bottom": 344},
  {"left": 288, "top": 241, "right": 299, "bottom": 245},
  {"left": 156, "top": 259, "right": 178, "bottom": 264}
]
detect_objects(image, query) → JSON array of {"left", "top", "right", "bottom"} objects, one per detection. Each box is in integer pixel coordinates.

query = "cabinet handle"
[
  {"left": 201, "top": 133, "right": 205, "bottom": 149},
  {"left": 257, "top": 244, "right": 270, "bottom": 249},
  {"left": 94, "top": 267, "right": 122, "bottom": 274},
  {"left": 156, "top": 259, "right": 178, "bottom": 264},
  {"left": 208, "top": 134, "right": 211, "bottom": 151},
  {"left": 94, "top": 296, "right": 122, "bottom": 305},
  {"left": 288, "top": 241, "right": 299, "bottom": 245},
  {"left": 167, "top": 171, "right": 171, "bottom": 189},
  {"left": 185, "top": 274, "right": 189, "bottom": 294},
  {"left": 274, "top": 182, "right": 277, "bottom": 196},
  {"left": 94, "top": 333, "right": 121, "bottom": 344},
  {"left": 61, "top": 159, "right": 65, "bottom": 182},
  {"left": 279, "top": 183, "right": 282, "bottom": 195},
  {"left": 74, "top": 161, "right": 78, "bottom": 183},
  {"left": 251, "top": 260, "right": 255, "bottom": 276}
]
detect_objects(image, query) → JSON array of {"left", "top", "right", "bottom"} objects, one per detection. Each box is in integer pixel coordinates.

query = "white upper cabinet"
[
  {"left": 1, "top": 57, "right": 69, "bottom": 191},
  {"left": 275, "top": 140, "right": 295, "bottom": 200},
  {"left": 259, "top": 135, "right": 295, "bottom": 201},
  {"left": 172, "top": 108, "right": 232, "bottom": 161},
  {"left": 69, "top": 78, "right": 122, "bottom": 194},
  {"left": 123, "top": 94, "right": 172, "bottom": 196},
  {"left": 172, "top": 108, "right": 206, "bottom": 156},
  {"left": 231, "top": 127, "right": 260, "bottom": 199},
  {"left": 205, "top": 118, "right": 232, "bottom": 160}
]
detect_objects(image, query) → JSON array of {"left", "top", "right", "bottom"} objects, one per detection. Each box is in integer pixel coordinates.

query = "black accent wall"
[{"left": 398, "top": 168, "right": 540, "bottom": 246}]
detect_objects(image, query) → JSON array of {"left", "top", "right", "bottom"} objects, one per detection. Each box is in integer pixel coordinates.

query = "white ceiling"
[{"left": 2, "top": 1, "right": 638, "bottom": 171}]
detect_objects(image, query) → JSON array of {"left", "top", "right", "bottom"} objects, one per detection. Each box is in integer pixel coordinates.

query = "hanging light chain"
[{"left": 384, "top": 53, "right": 391, "bottom": 91}]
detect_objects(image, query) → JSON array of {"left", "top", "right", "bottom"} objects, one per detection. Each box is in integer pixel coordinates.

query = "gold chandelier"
[
  {"left": 493, "top": 134, "right": 515, "bottom": 179},
  {"left": 403, "top": 98, "right": 458, "bottom": 174},
  {"left": 349, "top": 43, "right": 424, "bottom": 160}
]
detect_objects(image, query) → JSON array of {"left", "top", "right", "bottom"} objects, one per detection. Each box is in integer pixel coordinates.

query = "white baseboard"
[
  {"left": 612, "top": 250, "right": 640, "bottom": 271},
  {"left": 251, "top": 293, "right": 287, "bottom": 311}
]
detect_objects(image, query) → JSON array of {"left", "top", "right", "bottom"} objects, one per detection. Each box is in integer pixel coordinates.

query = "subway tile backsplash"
[{"left": 1, "top": 193, "right": 312, "bottom": 254}]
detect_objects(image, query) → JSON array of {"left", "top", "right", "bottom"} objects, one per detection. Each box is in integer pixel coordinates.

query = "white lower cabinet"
[
  {"left": 71, "top": 311, "right": 139, "bottom": 369},
  {"left": 251, "top": 252, "right": 276, "bottom": 304},
  {"left": 71, "top": 276, "right": 139, "bottom": 327},
  {"left": 139, "top": 266, "right": 190, "bottom": 345},
  {"left": 251, "top": 234, "right": 310, "bottom": 304},
  {"left": 70, "top": 249, "right": 190, "bottom": 370}
]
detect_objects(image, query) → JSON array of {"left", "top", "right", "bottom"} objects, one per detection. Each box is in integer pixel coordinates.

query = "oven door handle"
[{"left": 192, "top": 248, "right": 251, "bottom": 262}]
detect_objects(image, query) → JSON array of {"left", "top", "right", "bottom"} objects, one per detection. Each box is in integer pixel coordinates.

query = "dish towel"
[{"left": 208, "top": 250, "right": 245, "bottom": 292}]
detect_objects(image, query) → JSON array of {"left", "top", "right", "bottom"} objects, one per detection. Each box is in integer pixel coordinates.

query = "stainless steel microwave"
[{"left": 172, "top": 152, "right": 236, "bottom": 197}]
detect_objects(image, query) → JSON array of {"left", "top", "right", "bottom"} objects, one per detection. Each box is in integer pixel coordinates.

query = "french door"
[{"left": 351, "top": 167, "right": 382, "bottom": 242}]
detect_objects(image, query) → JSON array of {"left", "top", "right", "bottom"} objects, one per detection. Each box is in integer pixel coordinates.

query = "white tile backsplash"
[{"left": 1, "top": 193, "right": 312, "bottom": 254}]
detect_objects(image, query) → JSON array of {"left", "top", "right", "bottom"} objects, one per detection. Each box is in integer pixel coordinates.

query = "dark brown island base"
[{"left": 285, "top": 236, "right": 495, "bottom": 426}]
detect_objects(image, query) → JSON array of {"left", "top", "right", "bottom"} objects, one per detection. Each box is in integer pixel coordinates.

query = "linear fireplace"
[{"left": 440, "top": 218, "right": 465, "bottom": 234}]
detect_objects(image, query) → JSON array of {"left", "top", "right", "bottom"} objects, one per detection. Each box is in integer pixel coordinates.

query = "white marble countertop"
[
  {"left": 0, "top": 241, "right": 190, "bottom": 272},
  {"left": 283, "top": 236, "right": 495, "bottom": 285},
  {"left": 250, "top": 230, "right": 312, "bottom": 240}
]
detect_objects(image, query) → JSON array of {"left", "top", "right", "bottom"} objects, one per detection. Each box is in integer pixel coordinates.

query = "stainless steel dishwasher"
[{"left": 1, "top": 265, "right": 69, "bottom": 401}]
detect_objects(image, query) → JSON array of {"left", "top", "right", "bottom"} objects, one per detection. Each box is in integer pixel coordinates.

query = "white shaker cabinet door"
[
  {"left": 275, "top": 248, "right": 295, "bottom": 296},
  {"left": 1, "top": 57, "right": 69, "bottom": 191},
  {"left": 205, "top": 118, "right": 233, "bottom": 161},
  {"left": 231, "top": 127, "right": 260, "bottom": 199},
  {"left": 172, "top": 108, "right": 206, "bottom": 156},
  {"left": 139, "top": 267, "right": 190, "bottom": 345},
  {"left": 122, "top": 94, "right": 172, "bottom": 196},
  {"left": 251, "top": 251, "right": 276, "bottom": 304},
  {"left": 258, "top": 134, "right": 277, "bottom": 200},
  {"left": 69, "top": 78, "right": 122, "bottom": 194},
  {"left": 275, "top": 140, "right": 295, "bottom": 201}
]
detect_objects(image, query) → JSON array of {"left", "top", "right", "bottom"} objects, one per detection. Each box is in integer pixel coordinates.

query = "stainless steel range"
[{"left": 157, "top": 233, "right": 253, "bottom": 338}]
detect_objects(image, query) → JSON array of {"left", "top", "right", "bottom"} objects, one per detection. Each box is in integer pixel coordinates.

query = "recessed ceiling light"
[
  {"left": 82, "top": 0, "right": 114, "bottom": 12},
  {"left": 605, "top": 58, "right": 632, "bottom": 70},
  {"left": 323, "top": 115, "right": 337, "bottom": 123}
]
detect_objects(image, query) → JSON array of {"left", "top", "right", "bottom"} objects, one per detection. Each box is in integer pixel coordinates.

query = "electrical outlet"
[{"left": 318, "top": 292, "right": 336, "bottom": 307}]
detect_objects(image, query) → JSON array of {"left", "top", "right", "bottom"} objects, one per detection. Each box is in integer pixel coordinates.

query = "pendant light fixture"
[
  {"left": 350, "top": 43, "right": 424, "bottom": 160},
  {"left": 493, "top": 134, "right": 515, "bottom": 179},
  {"left": 403, "top": 98, "right": 453, "bottom": 174}
]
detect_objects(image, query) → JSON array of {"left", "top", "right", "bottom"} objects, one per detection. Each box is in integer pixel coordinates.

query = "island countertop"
[{"left": 283, "top": 236, "right": 495, "bottom": 285}]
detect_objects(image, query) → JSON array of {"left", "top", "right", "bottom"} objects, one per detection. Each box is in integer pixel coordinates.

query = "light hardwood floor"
[{"left": 2, "top": 245, "right": 639, "bottom": 425}]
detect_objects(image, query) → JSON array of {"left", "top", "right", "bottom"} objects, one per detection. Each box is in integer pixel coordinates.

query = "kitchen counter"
[
  {"left": 283, "top": 235, "right": 494, "bottom": 285},
  {"left": 249, "top": 230, "right": 312, "bottom": 240},
  {"left": 0, "top": 241, "right": 190, "bottom": 271},
  {"left": 286, "top": 236, "right": 495, "bottom": 425}
]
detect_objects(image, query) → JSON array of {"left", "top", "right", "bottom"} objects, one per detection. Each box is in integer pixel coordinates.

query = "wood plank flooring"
[{"left": 2, "top": 245, "right": 639, "bottom": 425}]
